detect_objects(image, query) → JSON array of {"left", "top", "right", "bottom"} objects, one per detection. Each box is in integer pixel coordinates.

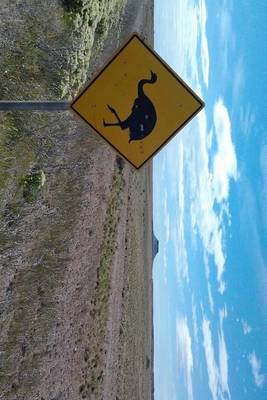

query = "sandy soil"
[{"left": 0, "top": 0, "right": 154, "bottom": 399}]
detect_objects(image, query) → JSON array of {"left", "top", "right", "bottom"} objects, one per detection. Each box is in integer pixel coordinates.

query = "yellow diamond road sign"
[{"left": 71, "top": 33, "right": 204, "bottom": 169}]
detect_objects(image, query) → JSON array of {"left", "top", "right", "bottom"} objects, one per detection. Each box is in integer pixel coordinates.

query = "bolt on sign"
[{"left": 71, "top": 33, "right": 204, "bottom": 169}]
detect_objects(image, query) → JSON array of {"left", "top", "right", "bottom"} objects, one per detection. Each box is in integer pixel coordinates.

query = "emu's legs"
[
  {"left": 103, "top": 104, "right": 122, "bottom": 127},
  {"left": 103, "top": 121, "right": 121, "bottom": 127}
]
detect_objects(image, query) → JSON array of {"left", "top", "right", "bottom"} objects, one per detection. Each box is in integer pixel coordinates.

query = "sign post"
[{"left": 0, "top": 101, "right": 69, "bottom": 111}]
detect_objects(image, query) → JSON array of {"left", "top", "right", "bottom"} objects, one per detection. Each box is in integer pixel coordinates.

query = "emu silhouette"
[{"left": 103, "top": 71, "right": 157, "bottom": 143}]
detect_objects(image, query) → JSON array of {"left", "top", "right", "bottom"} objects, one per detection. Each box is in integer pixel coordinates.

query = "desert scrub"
[
  {"left": 0, "top": 113, "right": 38, "bottom": 197},
  {"left": 60, "top": 0, "right": 127, "bottom": 98},
  {"left": 21, "top": 170, "right": 46, "bottom": 202},
  {"left": 0, "top": 4, "right": 71, "bottom": 100},
  {"left": 96, "top": 170, "right": 124, "bottom": 317},
  {"left": 78, "top": 168, "right": 124, "bottom": 398},
  {"left": 0, "top": 260, "right": 64, "bottom": 396},
  {"left": 0, "top": 116, "right": 18, "bottom": 191}
]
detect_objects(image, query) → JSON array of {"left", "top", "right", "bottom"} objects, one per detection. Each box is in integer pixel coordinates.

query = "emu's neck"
[{"left": 138, "top": 78, "right": 153, "bottom": 97}]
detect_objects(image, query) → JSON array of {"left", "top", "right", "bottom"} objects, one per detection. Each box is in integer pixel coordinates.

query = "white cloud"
[
  {"left": 219, "top": 0, "right": 232, "bottom": 42},
  {"left": 173, "top": 1, "right": 236, "bottom": 295},
  {"left": 202, "top": 317, "right": 219, "bottom": 400},
  {"left": 153, "top": 154, "right": 167, "bottom": 232},
  {"left": 239, "top": 103, "right": 255, "bottom": 136},
  {"left": 176, "top": 316, "right": 194, "bottom": 400},
  {"left": 188, "top": 99, "right": 237, "bottom": 294},
  {"left": 173, "top": 215, "right": 189, "bottom": 284},
  {"left": 248, "top": 352, "right": 266, "bottom": 389},
  {"left": 175, "top": 142, "right": 189, "bottom": 283},
  {"left": 165, "top": 139, "right": 189, "bottom": 285},
  {"left": 212, "top": 99, "right": 238, "bottom": 203},
  {"left": 178, "top": 142, "right": 185, "bottom": 215},
  {"left": 232, "top": 58, "right": 245, "bottom": 104},
  {"left": 207, "top": 282, "right": 214, "bottom": 313},
  {"left": 241, "top": 319, "right": 252, "bottom": 335},
  {"left": 218, "top": 0, "right": 235, "bottom": 74},
  {"left": 163, "top": 190, "right": 170, "bottom": 245},
  {"left": 162, "top": 250, "right": 168, "bottom": 285},
  {"left": 173, "top": 0, "right": 209, "bottom": 90},
  {"left": 198, "top": 0, "right": 210, "bottom": 87},
  {"left": 203, "top": 256, "right": 214, "bottom": 312},
  {"left": 218, "top": 307, "right": 230, "bottom": 398},
  {"left": 202, "top": 311, "right": 230, "bottom": 400},
  {"left": 164, "top": 135, "right": 181, "bottom": 199},
  {"left": 165, "top": 213, "right": 170, "bottom": 243},
  {"left": 163, "top": 0, "right": 235, "bottom": 296},
  {"left": 174, "top": 0, "right": 199, "bottom": 84},
  {"left": 192, "top": 296, "right": 198, "bottom": 344}
]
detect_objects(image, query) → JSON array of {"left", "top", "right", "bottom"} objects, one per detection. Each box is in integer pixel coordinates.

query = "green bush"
[{"left": 21, "top": 170, "right": 46, "bottom": 202}]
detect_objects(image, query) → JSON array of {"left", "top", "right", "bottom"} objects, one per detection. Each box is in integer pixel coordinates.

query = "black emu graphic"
[{"left": 103, "top": 71, "right": 157, "bottom": 143}]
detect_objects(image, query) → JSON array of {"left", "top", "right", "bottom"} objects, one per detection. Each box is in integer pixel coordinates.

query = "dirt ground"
[{"left": 0, "top": 1, "right": 154, "bottom": 399}]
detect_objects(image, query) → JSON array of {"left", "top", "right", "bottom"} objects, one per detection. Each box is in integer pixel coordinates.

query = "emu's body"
[{"left": 103, "top": 71, "right": 157, "bottom": 143}]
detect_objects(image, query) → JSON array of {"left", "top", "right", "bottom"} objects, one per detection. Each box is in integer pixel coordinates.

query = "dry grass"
[
  {"left": 78, "top": 168, "right": 125, "bottom": 399},
  {"left": 0, "top": 1, "right": 127, "bottom": 398},
  {"left": 114, "top": 166, "right": 153, "bottom": 400}
]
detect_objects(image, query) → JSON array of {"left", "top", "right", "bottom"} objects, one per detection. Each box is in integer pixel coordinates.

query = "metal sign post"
[{"left": 0, "top": 101, "right": 70, "bottom": 111}]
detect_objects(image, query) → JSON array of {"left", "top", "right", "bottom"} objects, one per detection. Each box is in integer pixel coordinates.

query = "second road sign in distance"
[{"left": 71, "top": 33, "right": 205, "bottom": 169}]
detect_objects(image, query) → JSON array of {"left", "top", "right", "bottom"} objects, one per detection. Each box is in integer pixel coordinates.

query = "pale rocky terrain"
[{"left": 0, "top": 1, "right": 154, "bottom": 399}]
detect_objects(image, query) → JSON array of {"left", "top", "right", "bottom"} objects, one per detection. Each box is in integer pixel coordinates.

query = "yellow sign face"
[{"left": 71, "top": 33, "right": 204, "bottom": 169}]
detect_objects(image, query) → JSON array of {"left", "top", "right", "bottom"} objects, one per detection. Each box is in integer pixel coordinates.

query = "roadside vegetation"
[
  {"left": 0, "top": 1, "right": 127, "bottom": 397},
  {"left": 60, "top": 0, "right": 127, "bottom": 98},
  {"left": 79, "top": 166, "right": 125, "bottom": 399}
]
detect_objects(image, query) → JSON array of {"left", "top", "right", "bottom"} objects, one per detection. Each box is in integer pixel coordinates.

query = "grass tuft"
[{"left": 21, "top": 170, "right": 46, "bottom": 202}]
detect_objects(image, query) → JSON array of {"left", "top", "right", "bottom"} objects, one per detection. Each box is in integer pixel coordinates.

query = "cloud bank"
[
  {"left": 189, "top": 99, "right": 237, "bottom": 293},
  {"left": 176, "top": 316, "right": 194, "bottom": 400},
  {"left": 248, "top": 352, "right": 266, "bottom": 389},
  {"left": 202, "top": 309, "right": 230, "bottom": 400},
  {"left": 241, "top": 319, "right": 252, "bottom": 335}
]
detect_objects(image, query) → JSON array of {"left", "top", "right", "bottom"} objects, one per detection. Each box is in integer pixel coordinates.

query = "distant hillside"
[{"left": 152, "top": 225, "right": 159, "bottom": 261}]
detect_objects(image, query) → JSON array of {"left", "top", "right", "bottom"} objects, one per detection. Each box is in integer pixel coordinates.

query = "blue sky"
[{"left": 153, "top": 1, "right": 267, "bottom": 399}]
